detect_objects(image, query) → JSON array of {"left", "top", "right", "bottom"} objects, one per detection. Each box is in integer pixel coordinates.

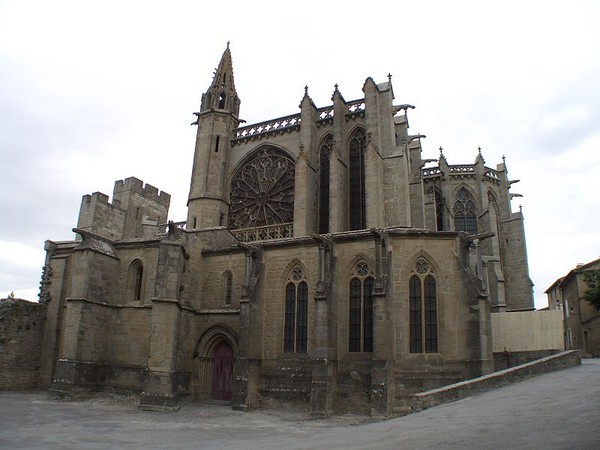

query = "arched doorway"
[
  {"left": 192, "top": 326, "right": 237, "bottom": 402},
  {"left": 212, "top": 341, "right": 233, "bottom": 401}
]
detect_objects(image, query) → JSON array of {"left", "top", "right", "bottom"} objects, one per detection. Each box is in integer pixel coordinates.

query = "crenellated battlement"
[
  {"left": 82, "top": 192, "right": 109, "bottom": 205},
  {"left": 113, "top": 177, "right": 171, "bottom": 207},
  {"left": 77, "top": 177, "right": 171, "bottom": 241}
]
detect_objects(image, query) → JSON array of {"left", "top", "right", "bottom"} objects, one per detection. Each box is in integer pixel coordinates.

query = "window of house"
[
  {"left": 349, "top": 128, "right": 367, "bottom": 230},
  {"left": 453, "top": 187, "right": 478, "bottom": 234},
  {"left": 409, "top": 258, "right": 438, "bottom": 353},
  {"left": 349, "top": 261, "right": 374, "bottom": 352},
  {"left": 319, "top": 134, "right": 333, "bottom": 234},
  {"left": 284, "top": 266, "right": 308, "bottom": 353}
]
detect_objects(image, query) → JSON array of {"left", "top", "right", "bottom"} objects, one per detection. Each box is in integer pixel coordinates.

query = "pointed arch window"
[
  {"left": 349, "top": 261, "right": 374, "bottom": 352},
  {"left": 453, "top": 188, "right": 478, "bottom": 234},
  {"left": 409, "top": 259, "right": 438, "bottom": 353},
  {"left": 284, "top": 266, "right": 308, "bottom": 353},
  {"left": 223, "top": 270, "right": 233, "bottom": 305},
  {"left": 128, "top": 259, "right": 144, "bottom": 301},
  {"left": 349, "top": 128, "right": 367, "bottom": 230},
  {"left": 434, "top": 187, "right": 445, "bottom": 231},
  {"left": 319, "top": 135, "right": 333, "bottom": 234},
  {"left": 488, "top": 191, "right": 501, "bottom": 224}
]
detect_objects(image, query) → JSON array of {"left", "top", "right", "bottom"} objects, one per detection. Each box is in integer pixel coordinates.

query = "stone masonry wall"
[
  {"left": 584, "top": 315, "right": 600, "bottom": 356},
  {"left": 500, "top": 214, "right": 533, "bottom": 310},
  {"left": 0, "top": 298, "right": 46, "bottom": 390}
]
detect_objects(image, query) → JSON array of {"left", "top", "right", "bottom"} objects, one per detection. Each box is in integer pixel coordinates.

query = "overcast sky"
[{"left": 1, "top": 0, "right": 599, "bottom": 308}]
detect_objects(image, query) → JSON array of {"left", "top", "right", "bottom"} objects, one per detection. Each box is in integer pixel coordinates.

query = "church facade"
[{"left": 38, "top": 45, "right": 533, "bottom": 415}]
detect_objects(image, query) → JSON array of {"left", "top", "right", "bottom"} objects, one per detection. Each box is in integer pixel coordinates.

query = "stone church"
[{"left": 38, "top": 45, "right": 533, "bottom": 415}]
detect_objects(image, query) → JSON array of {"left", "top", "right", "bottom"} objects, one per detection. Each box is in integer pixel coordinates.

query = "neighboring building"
[
  {"left": 546, "top": 258, "right": 600, "bottom": 356},
  {"left": 38, "top": 45, "right": 533, "bottom": 415}
]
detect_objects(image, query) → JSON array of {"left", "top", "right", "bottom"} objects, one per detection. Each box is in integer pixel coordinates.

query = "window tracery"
[
  {"left": 409, "top": 258, "right": 438, "bottom": 353},
  {"left": 229, "top": 148, "right": 295, "bottom": 230},
  {"left": 319, "top": 135, "right": 333, "bottom": 234},
  {"left": 349, "top": 128, "right": 367, "bottom": 230},
  {"left": 453, "top": 187, "right": 478, "bottom": 234},
  {"left": 284, "top": 266, "right": 308, "bottom": 353},
  {"left": 349, "top": 260, "right": 374, "bottom": 353}
]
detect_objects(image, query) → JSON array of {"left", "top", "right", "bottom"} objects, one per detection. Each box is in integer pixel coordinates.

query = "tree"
[{"left": 582, "top": 268, "right": 600, "bottom": 309}]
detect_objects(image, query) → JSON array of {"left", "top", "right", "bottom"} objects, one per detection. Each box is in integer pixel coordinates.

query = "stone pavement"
[{"left": 1, "top": 359, "right": 599, "bottom": 449}]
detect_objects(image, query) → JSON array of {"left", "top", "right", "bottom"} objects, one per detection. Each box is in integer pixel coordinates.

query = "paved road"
[{"left": 1, "top": 359, "right": 599, "bottom": 449}]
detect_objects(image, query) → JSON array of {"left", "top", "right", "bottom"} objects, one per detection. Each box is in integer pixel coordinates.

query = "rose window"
[{"left": 229, "top": 148, "right": 295, "bottom": 229}]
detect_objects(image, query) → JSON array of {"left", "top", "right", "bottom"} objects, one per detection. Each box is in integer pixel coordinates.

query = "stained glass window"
[
  {"left": 453, "top": 188, "right": 478, "bottom": 234},
  {"left": 319, "top": 135, "right": 333, "bottom": 234},
  {"left": 348, "top": 261, "right": 374, "bottom": 353},
  {"left": 349, "top": 128, "right": 366, "bottom": 230},
  {"left": 434, "top": 187, "right": 445, "bottom": 231},
  {"left": 409, "top": 259, "right": 438, "bottom": 353},
  {"left": 229, "top": 147, "right": 295, "bottom": 230},
  {"left": 283, "top": 267, "right": 308, "bottom": 353}
]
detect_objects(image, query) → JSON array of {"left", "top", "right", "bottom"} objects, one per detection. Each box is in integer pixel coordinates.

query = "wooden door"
[{"left": 212, "top": 341, "right": 233, "bottom": 401}]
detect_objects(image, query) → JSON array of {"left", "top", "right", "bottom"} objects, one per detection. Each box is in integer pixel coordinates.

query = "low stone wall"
[
  {"left": 51, "top": 360, "right": 147, "bottom": 396},
  {"left": 258, "top": 359, "right": 312, "bottom": 409},
  {"left": 493, "top": 349, "right": 561, "bottom": 371},
  {"left": 0, "top": 298, "right": 46, "bottom": 390},
  {"left": 408, "top": 350, "right": 581, "bottom": 412}
]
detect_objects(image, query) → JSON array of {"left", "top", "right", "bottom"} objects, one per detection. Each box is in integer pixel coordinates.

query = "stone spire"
[
  {"left": 200, "top": 43, "right": 240, "bottom": 116},
  {"left": 187, "top": 44, "right": 240, "bottom": 229}
]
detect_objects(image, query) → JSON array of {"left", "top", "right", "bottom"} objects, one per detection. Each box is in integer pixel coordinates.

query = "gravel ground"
[{"left": 1, "top": 359, "right": 599, "bottom": 449}]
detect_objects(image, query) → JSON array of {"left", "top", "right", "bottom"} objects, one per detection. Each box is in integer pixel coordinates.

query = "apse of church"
[{"left": 38, "top": 44, "right": 533, "bottom": 415}]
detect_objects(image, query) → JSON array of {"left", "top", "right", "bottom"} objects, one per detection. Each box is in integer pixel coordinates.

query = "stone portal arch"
[{"left": 192, "top": 325, "right": 238, "bottom": 402}]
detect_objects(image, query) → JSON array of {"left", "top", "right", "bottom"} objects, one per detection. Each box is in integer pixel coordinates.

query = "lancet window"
[
  {"left": 434, "top": 187, "right": 445, "bottom": 231},
  {"left": 223, "top": 270, "right": 233, "bottom": 305},
  {"left": 349, "top": 128, "right": 367, "bottom": 231},
  {"left": 409, "top": 258, "right": 438, "bottom": 353},
  {"left": 349, "top": 261, "right": 374, "bottom": 353},
  {"left": 128, "top": 259, "right": 144, "bottom": 301},
  {"left": 284, "top": 266, "right": 308, "bottom": 353},
  {"left": 319, "top": 135, "right": 333, "bottom": 234},
  {"left": 453, "top": 188, "right": 478, "bottom": 234}
]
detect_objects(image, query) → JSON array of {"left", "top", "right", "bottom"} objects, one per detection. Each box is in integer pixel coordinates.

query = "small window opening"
[
  {"left": 214, "top": 136, "right": 220, "bottom": 152},
  {"left": 134, "top": 266, "right": 143, "bottom": 300},
  {"left": 192, "top": 217, "right": 197, "bottom": 229},
  {"left": 129, "top": 260, "right": 144, "bottom": 302},
  {"left": 224, "top": 271, "right": 233, "bottom": 305},
  {"left": 218, "top": 92, "right": 226, "bottom": 109}
]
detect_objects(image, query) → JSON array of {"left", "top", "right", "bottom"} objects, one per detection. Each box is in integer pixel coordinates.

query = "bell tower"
[{"left": 187, "top": 43, "right": 240, "bottom": 229}]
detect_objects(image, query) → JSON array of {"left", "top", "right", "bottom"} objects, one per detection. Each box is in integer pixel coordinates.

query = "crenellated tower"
[{"left": 187, "top": 44, "right": 240, "bottom": 229}]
